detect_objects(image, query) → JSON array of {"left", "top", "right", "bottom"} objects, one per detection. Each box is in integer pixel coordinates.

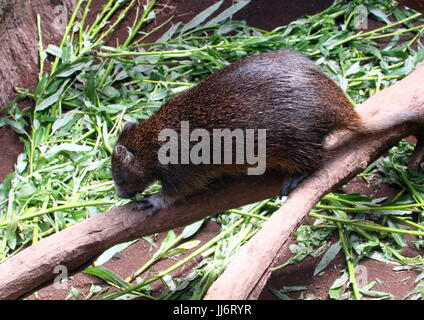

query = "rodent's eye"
[
  {"left": 112, "top": 170, "right": 127, "bottom": 185},
  {"left": 126, "top": 147, "right": 135, "bottom": 154}
]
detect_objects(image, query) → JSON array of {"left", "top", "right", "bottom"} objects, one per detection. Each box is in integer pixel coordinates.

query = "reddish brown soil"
[
  {"left": 1, "top": 0, "right": 422, "bottom": 300},
  {"left": 0, "top": 128, "right": 22, "bottom": 181}
]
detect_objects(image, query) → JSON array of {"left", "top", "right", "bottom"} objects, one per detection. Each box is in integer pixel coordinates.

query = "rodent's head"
[
  {"left": 112, "top": 122, "right": 155, "bottom": 199},
  {"left": 112, "top": 144, "right": 153, "bottom": 199}
]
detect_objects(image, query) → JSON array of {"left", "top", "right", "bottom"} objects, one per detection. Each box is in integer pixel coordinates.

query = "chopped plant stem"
[
  {"left": 337, "top": 222, "right": 361, "bottom": 300},
  {"left": 316, "top": 203, "right": 424, "bottom": 212},
  {"left": 309, "top": 213, "right": 424, "bottom": 236},
  {"left": 36, "top": 14, "right": 44, "bottom": 79},
  {"left": 0, "top": 201, "right": 117, "bottom": 228},
  {"left": 50, "top": 0, "right": 85, "bottom": 75}
]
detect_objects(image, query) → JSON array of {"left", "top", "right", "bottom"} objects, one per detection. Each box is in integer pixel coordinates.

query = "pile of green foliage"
[{"left": 1, "top": 0, "right": 424, "bottom": 299}]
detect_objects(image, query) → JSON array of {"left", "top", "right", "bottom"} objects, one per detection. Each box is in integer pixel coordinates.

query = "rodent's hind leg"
[
  {"left": 408, "top": 135, "right": 424, "bottom": 170},
  {"left": 280, "top": 173, "right": 310, "bottom": 197},
  {"left": 133, "top": 193, "right": 171, "bottom": 217}
]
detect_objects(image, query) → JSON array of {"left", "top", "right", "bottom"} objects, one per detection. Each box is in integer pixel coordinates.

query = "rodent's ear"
[
  {"left": 115, "top": 145, "right": 134, "bottom": 166},
  {"left": 124, "top": 121, "right": 137, "bottom": 131}
]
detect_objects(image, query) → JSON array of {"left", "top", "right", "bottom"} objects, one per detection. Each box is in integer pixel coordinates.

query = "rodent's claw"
[
  {"left": 134, "top": 198, "right": 153, "bottom": 209},
  {"left": 133, "top": 199, "right": 158, "bottom": 217},
  {"left": 132, "top": 193, "right": 165, "bottom": 217}
]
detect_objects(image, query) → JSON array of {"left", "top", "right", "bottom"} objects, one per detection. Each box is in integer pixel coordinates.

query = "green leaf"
[
  {"left": 359, "top": 288, "right": 393, "bottom": 299},
  {"left": 281, "top": 286, "right": 308, "bottom": 293},
  {"left": 345, "top": 62, "right": 361, "bottom": 76},
  {"left": 177, "top": 240, "right": 201, "bottom": 250},
  {"left": 0, "top": 172, "right": 15, "bottom": 202},
  {"left": 6, "top": 220, "right": 18, "bottom": 250},
  {"left": 56, "top": 60, "right": 92, "bottom": 78},
  {"left": 36, "top": 80, "right": 70, "bottom": 111},
  {"left": 368, "top": 7, "right": 391, "bottom": 24},
  {"left": 60, "top": 41, "right": 73, "bottom": 63},
  {"left": 149, "top": 88, "right": 168, "bottom": 101},
  {"left": 162, "top": 274, "right": 176, "bottom": 291},
  {"left": 387, "top": 219, "right": 407, "bottom": 247},
  {"left": 51, "top": 111, "right": 77, "bottom": 133},
  {"left": 34, "top": 74, "right": 49, "bottom": 96},
  {"left": 101, "top": 86, "right": 121, "bottom": 98},
  {"left": 94, "top": 240, "right": 138, "bottom": 266},
  {"left": 99, "top": 104, "right": 127, "bottom": 114},
  {"left": 83, "top": 266, "right": 129, "bottom": 289},
  {"left": 16, "top": 183, "right": 37, "bottom": 199},
  {"left": 0, "top": 118, "right": 26, "bottom": 134},
  {"left": 205, "top": 0, "right": 250, "bottom": 26},
  {"left": 47, "top": 143, "right": 93, "bottom": 156},
  {"left": 416, "top": 48, "right": 424, "bottom": 65},
  {"left": 159, "top": 247, "right": 186, "bottom": 259},
  {"left": 45, "top": 44, "right": 62, "bottom": 58},
  {"left": 271, "top": 289, "right": 292, "bottom": 300},
  {"left": 156, "top": 22, "right": 181, "bottom": 42},
  {"left": 314, "top": 241, "right": 342, "bottom": 276},
  {"left": 181, "top": 220, "right": 204, "bottom": 239},
  {"left": 329, "top": 271, "right": 349, "bottom": 300},
  {"left": 152, "top": 230, "right": 177, "bottom": 259},
  {"left": 180, "top": 1, "right": 223, "bottom": 34},
  {"left": 85, "top": 70, "right": 98, "bottom": 105}
]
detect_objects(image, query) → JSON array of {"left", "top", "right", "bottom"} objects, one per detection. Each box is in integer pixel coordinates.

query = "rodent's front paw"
[{"left": 133, "top": 193, "right": 167, "bottom": 217}]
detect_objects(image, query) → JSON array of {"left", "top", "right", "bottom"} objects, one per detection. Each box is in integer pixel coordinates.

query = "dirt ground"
[{"left": 1, "top": 0, "right": 422, "bottom": 300}]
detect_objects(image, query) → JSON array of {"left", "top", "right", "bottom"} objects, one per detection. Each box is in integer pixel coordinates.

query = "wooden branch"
[{"left": 204, "top": 62, "right": 424, "bottom": 300}]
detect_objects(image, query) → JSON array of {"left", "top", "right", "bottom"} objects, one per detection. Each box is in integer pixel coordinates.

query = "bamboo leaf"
[
  {"left": 36, "top": 80, "right": 70, "bottom": 111},
  {"left": 84, "top": 266, "right": 129, "bottom": 288},
  {"left": 205, "top": 0, "right": 250, "bottom": 26},
  {"left": 314, "top": 241, "right": 342, "bottom": 276},
  {"left": 180, "top": 1, "right": 223, "bottom": 34}
]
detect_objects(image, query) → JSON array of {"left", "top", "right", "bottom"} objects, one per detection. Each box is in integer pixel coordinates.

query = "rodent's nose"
[{"left": 116, "top": 189, "right": 137, "bottom": 199}]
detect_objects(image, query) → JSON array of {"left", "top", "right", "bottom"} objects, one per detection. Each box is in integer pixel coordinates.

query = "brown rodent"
[{"left": 112, "top": 50, "right": 420, "bottom": 216}]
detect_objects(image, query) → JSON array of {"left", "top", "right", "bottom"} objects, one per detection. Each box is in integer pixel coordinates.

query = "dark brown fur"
[{"left": 111, "top": 50, "right": 392, "bottom": 214}]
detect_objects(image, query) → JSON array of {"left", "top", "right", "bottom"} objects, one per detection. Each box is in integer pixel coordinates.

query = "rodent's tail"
[{"left": 348, "top": 111, "right": 422, "bottom": 134}]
